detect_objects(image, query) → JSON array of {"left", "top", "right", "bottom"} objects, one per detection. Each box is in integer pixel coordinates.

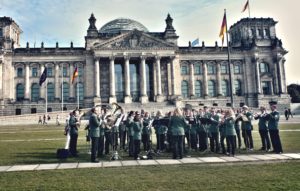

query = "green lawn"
[
  {"left": 0, "top": 162, "right": 299, "bottom": 191},
  {"left": 0, "top": 124, "right": 299, "bottom": 166}
]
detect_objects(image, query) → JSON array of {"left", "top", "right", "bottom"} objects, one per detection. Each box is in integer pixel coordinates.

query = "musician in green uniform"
[
  {"left": 89, "top": 107, "right": 101, "bottom": 162},
  {"left": 126, "top": 111, "right": 135, "bottom": 157},
  {"left": 142, "top": 112, "right": 152, "bottom": 151},
  {"left": 241, "top": 105, "right": 254, "bottom": 150},
  {"left": 119, "top": 109, "right": 127, "bottom": 150},
  {"left": 69, "top": 110, "right": 79, "bottom": 157},
  {"left": 224, "top": 109, "right": 237, "bottom": 156},
  {"left": 209, "top": 107, "right": 220, "bottom": 153},
  {"left": 268, "top": 104, "right": 283, "bottom": 154},
  {"left": 169, "top": 107, "right": 187, "bottom": 159},
  {"left": 254, "top": 106, "right": 271, "bottom": 152},
  {"left": 234, "top": 109, "right": 242, "bottom": 150},
  {"left": 132, "top": 113, "right": 143, "bottom": 160},
  {"left": 197, "top": 106, "right": 210, "bottom": 152}
]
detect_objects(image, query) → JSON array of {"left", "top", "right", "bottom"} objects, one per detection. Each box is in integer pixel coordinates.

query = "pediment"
[{"left": 93, "top": 30, "right": 177, "bottom": 50}]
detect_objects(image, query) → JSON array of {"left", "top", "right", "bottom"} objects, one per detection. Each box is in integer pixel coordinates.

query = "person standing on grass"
[
  {"left": 241, "top": 105, "right": 254, "bottom": 151},
  {"left": 132, "top": 112, "right": 142, "bottom": 160},
  {"left": 169, "top": 107, "right": 187, "bottom": 159},
  {"left": 89, "top": 107, "right": 101, "bottom": 163},
  {"left": 38, "top": 116, "right": 42, "bottom": 124},
  {"left": 268, "top": 104, "right": 283, "bottom": 154},
  {"left": 56, "top": 114, "right": 60, "bottom": 126},
  {"left": 254, "top": 106, "right": 271, "bottom": 152},
  {"left": 43, "top": 114, "right": 47, "bottom": 125},
  {"left": 69, "top": 110, "right": 80, "bottom": 157},
  {"left": 225, "top": 109, "right": 237, "bottom": 157}
]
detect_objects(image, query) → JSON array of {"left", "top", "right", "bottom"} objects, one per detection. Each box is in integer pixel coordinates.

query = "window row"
[
  {"left": 181, "top": 80, "right": 242, "bottom": 98},
  {"left": 16, "top": 66, "right": 84, "bottom": 78},
  {"left": 181, "top": 64, "right": 242, "bottom": 75},
  {"left": 16, "top": 83, "right": 84, "bottom": 102}
]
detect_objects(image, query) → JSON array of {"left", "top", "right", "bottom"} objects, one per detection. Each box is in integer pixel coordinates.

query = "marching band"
[{"left": 67, "top": 102, "right": 283, "bottom": 162}]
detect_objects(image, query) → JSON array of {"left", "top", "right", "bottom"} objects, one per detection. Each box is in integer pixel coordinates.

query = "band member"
[
  {"left": 241, "top": 105, "right": 254, "bottom": 150},
  {"left": 219, "top": 117, "right": 227, "bottom": 155},
  {"left": 209, "top": 107, "right": 220, "bottom": 153},
  {"left": 89, "top": 107, "right": 101, "bottom": 162},
  {"left": 268, "top": 104, "right": 283, "bottom": 154},
  {"left": 119, "top": 109, "right": 127, "bottom": 150},
  {"left": 111, "top": 119, "right": 119, "bottom": 151},
  {"left": 169, "top": 107, "right": 187, "bottom": 159},
  {"left": 142, "top": 112, "right": 152, "bottom": 151},
  {"left": 225, "top": 109, "right": 237, "bottom": 156},
  {"left": 190, "top": 119, "right": 198, "bottom": 151},
  {"left": 154, "top": 110, "right": 167, "bottom": 152},
  {"left": 132, "top": 113, "right": 143, "bottom": 160},
  {"left": 69, "top": 110, "right": 79, "bottom": 157},
  {"left": 98, "top": 108, "right": 105, "bottom": 157},
  {"left": 234, "top": 109, "right": 242, "bottom": 150},
  {"left": 197, "top": 106, "right": 210, "bottom": 152},
  {"left": 126, "top": 111, "right": 135, "bottom": 157},
  {"left": 254, "top": 106, "right": 271, "bottom": 152},
  {"left": 104, "top": 116, "right": 113, "bottom": 155}
]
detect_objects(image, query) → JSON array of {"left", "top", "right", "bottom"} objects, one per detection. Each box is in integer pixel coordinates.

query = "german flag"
[
  {"left": 242, "top": 0, "right": 249, "bottom": 13},
  {"left": 71, "top": 67, "right": 78, "bottom": 84},
  {"left": 219, "top": 12, "right": 227, "bottom": 47}
]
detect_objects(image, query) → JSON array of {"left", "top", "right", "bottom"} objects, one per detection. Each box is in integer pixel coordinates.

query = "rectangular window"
[
  {"left": 32, "top": 67, "right": 38, "bottom": 77},
  {"left": 181, "top": 66, "right": 189, "bottom": 75},
  {"left": 47, "top": 67, "right": 53, "bottom": 77},
  {"left": 262, "top": 81, "right": 271, "bottom": 95},
  {"left": 234, "top": 65, "right": 241, "bottom": 74},
  {"left": 63, "top": 66, "right": 68, "bottom": 77},
  {"left": 207, "top": 65, "right": 215, "bottom": 74},
  {"left": 221, "top": 65, "right": 228, "bottom": 74},
  {"left": 17, "top": 68, "right": 23, "bottom": 77},
  {"left": 194, "top": 64, "right": 202, "bottom": 75},
  {"left": 78, "top": 67, "right": 83, "bottom": 77}
]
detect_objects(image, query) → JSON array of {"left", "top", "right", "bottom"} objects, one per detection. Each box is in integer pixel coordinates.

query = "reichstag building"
[{"left": 0, "top": 14, "right": 290, "bottom": 115}]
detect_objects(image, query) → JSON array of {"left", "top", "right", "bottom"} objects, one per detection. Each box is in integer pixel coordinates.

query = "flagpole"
[
  {"left": 224, "top": 9, "right": 234, "bottom": 108},
  {"left": 45, "top": 78, "right": 48, "bottom": 115},
  {"left": 77, "top": 66, "right": 79, "bottom": 109},
  {"left": 61, "top": 64, "right": 64, "bottom": 114}
]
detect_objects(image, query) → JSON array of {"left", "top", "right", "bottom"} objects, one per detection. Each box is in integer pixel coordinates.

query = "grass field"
[
  {"left": 0, "top": 162, "right": 299, "bottom": 191},
  {"left": 0, "top": 123, "right": 299, "bottom": 166}
]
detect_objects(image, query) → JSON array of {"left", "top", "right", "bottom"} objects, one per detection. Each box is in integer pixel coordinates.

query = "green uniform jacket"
[
  {"left": 142, "top": 118, "right": 152, "bottom": 135},
  {"left": 210, "top": 114, "right": 220, "bottom": 133},
  {"left": 242, "top": 112, "right": 253, "bottom": 131},
  {"left": 133, "top": 121, "right": 142, "bottom": 140},
  {"left": 169, "top": 116, "right": 186, "bottom": 136},
  {"left": 126, "top": 117, "right": 134, "bottom": 136},
  {"left": 257, "top": 114, "right": 268, "bottom": 130},
  {"left": 69, "top": 115, "right": 78, "bottom": 135},
  {"left": 225, "top": 117, "right": 236, "bottom": 136},
  {"left": 89, "top": 113, "right": 101, "bottom": 137},
  {"left": 268, "top": 111, "right": 280, "bottom": 130}
]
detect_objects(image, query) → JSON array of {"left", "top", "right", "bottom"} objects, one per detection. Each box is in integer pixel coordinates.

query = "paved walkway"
[{"left": 0, "top": 153, "right": 299, "bottom": 173}]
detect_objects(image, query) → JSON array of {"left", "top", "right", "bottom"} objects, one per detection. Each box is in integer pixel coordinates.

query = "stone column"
[
  {"left": 167, "top": 62, "right": 172, "bottom": 98},
  {"left": 39, "top": 63, "right": 46, "bottom": 101},
  {"left": 230, "top": 62, "right": 235, "bottom": 96},
  {"left": 203, "top": 62, "right": 208, "bottom": 97},
  {"left": 24, "top": 63, "right": 30, "bottom": 100},
  {"left": 189, "top": 62, "right": 195, "bottom": 98},
  {"left": 255, "top": 59, "right": 261, "bottom": 94},
  {"left": 69, "top": 63, "right": 75, "bottom": 101},
  {"left": 94, "top": 58, "right": 100, "bottom": 98},
  {"left": 155, "top": 56, "right": 164, "bottom": 102},
  {"left": 139, "top": 56, "right": 148, "bottom": 103},
  {"left": 124, "top": 56, "right": 132, "bottom": 103},
  {"left": 171, "top": 57, "right": 176, "bottom": 96},
  {"left": 216, "top": 61, "right": 222, "bottom": 96},
  {"left": 277, "top": 55, "right": 286, "bottom": 94},
  {"left": 54, "top": 63, "right": 60, "bottom": 101},
  {"left": 109, "top": 56, "right": 116, "bottom": 103}
]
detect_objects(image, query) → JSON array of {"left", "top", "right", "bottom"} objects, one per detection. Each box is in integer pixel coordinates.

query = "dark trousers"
[
  {"left": 190, "top": 134, "right": 198, "bottom": 150},
  {"left": 184, "top": 132, "right": 190, "bottom": 150},
  {"left": 198, "top": 131, "right": 208, "bottom": 151},
  {"left": 98, "top": 135, "right": 104, "bottom": 157},
  {"left": 220, "top": 135, "right": 226, "bottom": 154},
  {"left": 157, "top": 134, "right": 166, "bottom": 151},
  {"left": 69, "top": 134, "right": 78, "bottom": 156},
  {"left": 111, "top": 132, "right": 118, "bottom": 151},
  {"left": 226, "top": 135, "right": 236, "bottom": 156},
  {"left": 129, "top": 136, "right": 134, "bottom": 157},
  {"left": 269, "top": 129, "right": 283, "bottom": 153},
  {"left": 235, "top": 130, "right": 242, "bottom": 148},
  {"left": 167, "top": 134, "right": 173, "bottom": 152},
  {"left": 119, "top": 130, "right": 126, "bottom": 150},
  {"left": 105, "top": 132, "right": 112, "bottom": 154},
  {"left": 133, "top": 139, "right": 141, "bottom": 159},
  {"left": 91, "top": 137, "right": 99, "bottom": 162},
  {"left": 242, "top": 129, "right": 253, "bottom": 149},
  {"left": 172, "top": 135, "right": 184, "bottom": 159},
  {"left": 210, "top": 132, "right": 220, "bottom": 153},
  {"left": 142, "top": 134, "right": 150, "bottom": 151},
  {"left": 259, "top": 130, "right": 271, "bottom": 150}
]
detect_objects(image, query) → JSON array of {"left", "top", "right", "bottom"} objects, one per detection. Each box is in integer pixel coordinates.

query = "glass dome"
[{"left": 99, "top": 18, "right": 149, "bottom": 34}]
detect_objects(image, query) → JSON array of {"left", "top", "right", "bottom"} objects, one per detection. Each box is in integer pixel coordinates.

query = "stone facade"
[{"left": 0, "top": 14, "right": 290, "bottom": 116}]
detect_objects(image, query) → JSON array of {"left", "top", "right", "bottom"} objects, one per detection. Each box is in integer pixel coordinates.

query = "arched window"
[
  {"left": 208, "top": 80, "right": 216, "bottom": 97},
  {"left": 207, "top": 64, "right": 216, "bottom": 74},
  {"left": 195, "top": 80, "right": 202, "bottom": 98},
  {"left": 260, "top": 63, "right": 269, "bottom": 73},
  {"left": 17, "top": 68, "right": 23, "bottom": 77},
  {"left": 62, "top": 82, "right": 69, "bottom": 102},
  {"left": 76, "top": 82, "right": 84, "bottom": 101},
  {"left": 16, "top": 83, "right": 24, "bottom": 101},
  {"left": 222, "top": 80, "right": 229, "bottom": 96},
  {"left": 181, "top": 65, "right": 189, "bottom": 75},
  {"left": 31, "top": 83, "right": 40, "bottom": 102},
  {"left": 234, "top": 64, "right": 241, "bottom": 74},
  {"left": 181, "top": 80, "right": 189, "bottom": 98},
  {"left": 221, "top": 64, "right": 228, "bottom": 74},
  {"left": 194, "top": 63, "right": 202, "bottom": 75},
  {"left": 235, "top": 80, "right": 242, "bottom": 96},
  {"left": 47, "top": 83, "right": 55, "bottom": 102}
]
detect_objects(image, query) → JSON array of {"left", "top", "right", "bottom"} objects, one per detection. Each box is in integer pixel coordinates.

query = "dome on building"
[{"left": 99, "top": 18, "right": 149, "bottom": 34}]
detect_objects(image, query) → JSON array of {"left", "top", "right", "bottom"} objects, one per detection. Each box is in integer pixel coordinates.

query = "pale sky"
[{"left": 1, "top": 0, "right": 299, "bottom": 84}]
